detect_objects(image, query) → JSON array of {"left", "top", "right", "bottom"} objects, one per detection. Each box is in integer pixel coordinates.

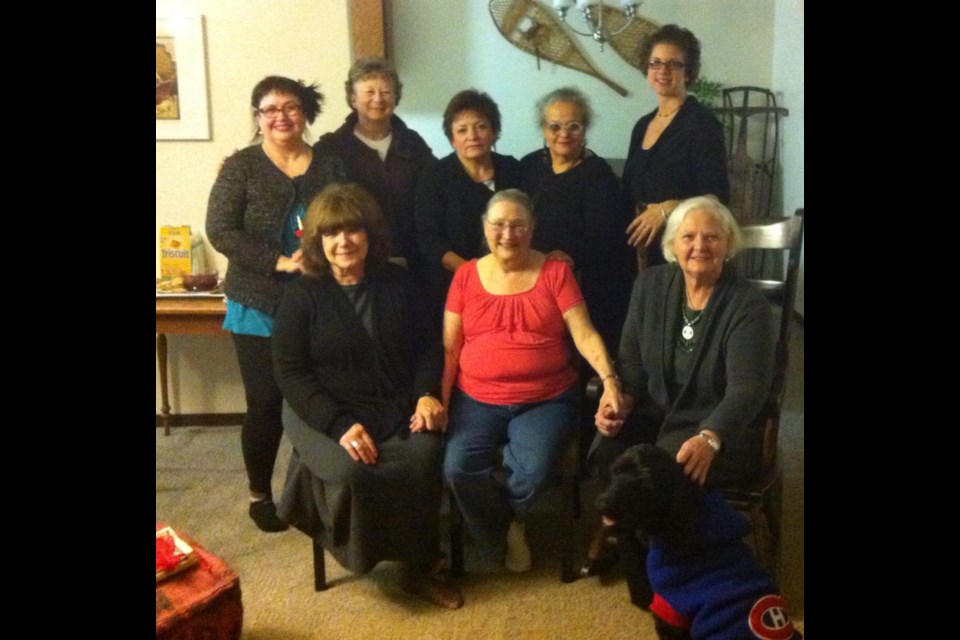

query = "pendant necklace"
[{"left": 678, "top": 297, "right": 705, "bottom": 353}]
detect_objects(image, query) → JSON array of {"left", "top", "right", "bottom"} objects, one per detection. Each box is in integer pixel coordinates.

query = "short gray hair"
[
  {"left": 483, "top": 188, "right": 536, "bottom": 228},
  {"left": 535, "top": 86, "right": 593, "bottom": 130},
  {"left": 661, "top": 196, "right": 742, "bottom": 263},
  {"left": 344, "top": 57, "right": 403, "bottom": 108}
]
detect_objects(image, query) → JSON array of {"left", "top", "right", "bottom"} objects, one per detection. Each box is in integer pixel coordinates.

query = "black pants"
[{"left": 232, "top": 333, "right": 284, "bottom": 497}]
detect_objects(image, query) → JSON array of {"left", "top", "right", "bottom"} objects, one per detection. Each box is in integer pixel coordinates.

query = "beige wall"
[{"left": 156, "top": 0, "right": 351, "bottom": 414}]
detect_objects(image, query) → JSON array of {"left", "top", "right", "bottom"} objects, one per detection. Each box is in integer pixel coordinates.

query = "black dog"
[{"left": 596, "top": 444, "right": 801, "bottom": 640}]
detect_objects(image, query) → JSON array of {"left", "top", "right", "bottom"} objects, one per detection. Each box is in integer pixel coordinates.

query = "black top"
[
  {"left": 617, "top": 263, "right": 775, "bottom": 485},
  {"left": 314, "top": 112, "right": 435, "bottom": 267},
  {"left": 414, "top": 151, "right": 522, "bottom": 267},
  {"left": 272, "top": 264, "right": 442, "bottom": 443},
  {"left": 621, "top": 96, "right": 730, "bottom": 265},
  {"left": 519, "top": 147, "right": 634, "bottom": 347}
]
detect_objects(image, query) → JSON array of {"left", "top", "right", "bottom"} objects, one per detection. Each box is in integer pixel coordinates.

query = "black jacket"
[
  {"left": 314, "top": 113, "right": 435, "bottom": 266},
  {"left": 272, "top": 264, "right": 442, "bottom": 443}
]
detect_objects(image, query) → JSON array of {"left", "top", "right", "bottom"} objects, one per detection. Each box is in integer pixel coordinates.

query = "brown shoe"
[{"left": 401, "top": 569, "right": 464, "bottom": 609}]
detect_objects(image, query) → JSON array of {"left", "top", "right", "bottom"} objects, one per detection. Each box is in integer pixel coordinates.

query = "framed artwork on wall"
[{"left": 156, "top": 15, "right": 211, "bottom": 140}]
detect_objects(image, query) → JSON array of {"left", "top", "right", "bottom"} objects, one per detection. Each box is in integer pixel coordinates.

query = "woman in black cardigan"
[
  {"left": 272, "top": 183, "right": 463, "bottom": 609},
  {"left": 585, "top": 196, "right": 775, "bottom": 578}
]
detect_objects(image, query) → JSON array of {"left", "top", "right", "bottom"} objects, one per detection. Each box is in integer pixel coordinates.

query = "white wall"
[
  {"left": 391, "top": 1, "right": 775, "bottom": 162},
  {"left": 156, "top": 0, "right": 351, "bottom": 413},
  {"left": 772, "top": 0, "right": 804, "bottom": 316}
]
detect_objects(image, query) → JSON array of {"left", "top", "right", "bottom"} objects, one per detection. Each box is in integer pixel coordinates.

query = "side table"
[
  {"left": 156, "top": 296, "right": 227, "bottom": 435},
  {"left": 156, "top": 524, "right": 243, "bottom": 640}
]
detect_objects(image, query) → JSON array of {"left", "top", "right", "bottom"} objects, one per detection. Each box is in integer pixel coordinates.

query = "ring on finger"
[{"left": 350, "top": 440, "right": 360, "bottom": 449}]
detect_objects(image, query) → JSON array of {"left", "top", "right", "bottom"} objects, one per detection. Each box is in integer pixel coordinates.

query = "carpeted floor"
[{"left": 156, "top": 323, "right": 803, "bottom": 639}]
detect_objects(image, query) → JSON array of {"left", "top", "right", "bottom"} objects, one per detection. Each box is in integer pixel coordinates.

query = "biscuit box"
[{"left": 160, "top": 225, "right": 205, "bottom": 277}]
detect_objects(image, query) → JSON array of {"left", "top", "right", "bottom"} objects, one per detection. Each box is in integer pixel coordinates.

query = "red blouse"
[{"left": 446, "top": 258, "right": 584, "bottom": 404}]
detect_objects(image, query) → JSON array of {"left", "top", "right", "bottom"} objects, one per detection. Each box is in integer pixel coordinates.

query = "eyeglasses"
[
  {"left": 486, "top": 220, "right": 530, "bottom": 233},
  {"left": 544, "top": 121, "right": 584, "bottom": 135},
  {"left": 257, "top": 103, "right": 303, "bottom": 119},
  {"left": 647, "top": 59, "right": 685, "bottom": 72}
]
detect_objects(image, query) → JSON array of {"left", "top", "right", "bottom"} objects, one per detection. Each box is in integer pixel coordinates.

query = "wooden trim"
[
  {"left": 156, "top": 413, "right": 245, "bottom": 428},
  {"left": 347, "top": 0, "right": 385, "bottom": 60}
]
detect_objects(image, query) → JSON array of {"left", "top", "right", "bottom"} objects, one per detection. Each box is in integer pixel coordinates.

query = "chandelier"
[{"left": 551, "top": 0, "right": 641, "bottom": 52}]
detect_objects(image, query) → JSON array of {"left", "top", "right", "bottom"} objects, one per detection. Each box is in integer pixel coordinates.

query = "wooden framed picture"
[{"left": 156, "top": 15, "right": 211, "bottom": 140}]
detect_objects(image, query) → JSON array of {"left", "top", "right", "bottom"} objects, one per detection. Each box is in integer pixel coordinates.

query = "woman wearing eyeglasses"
[
  {"left": 441, "top": 189, "right": 621, "bottom": 573},
  {"left": 206, "top": 75, "right": 345, "bottom": 533},
  {"left": 621, "top": 24, "right": 729, "bottom": 267},
  {"left": 520, "top": 86, "right": 633, "bottom": 353},
  {"left": 314, "top": 58, "right": 435, "bottom": 273}
]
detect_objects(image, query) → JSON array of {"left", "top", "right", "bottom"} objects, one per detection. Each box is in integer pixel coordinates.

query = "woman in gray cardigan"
[
  {"left": 586, "top": 196, "right": 775, "bottom": 575},
  {"left": 206, "top": 76, "right": 345, "bottom": 532}
]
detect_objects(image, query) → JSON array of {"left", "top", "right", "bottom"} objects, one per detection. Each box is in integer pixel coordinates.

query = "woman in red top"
[{"left": 442, "top": 188, "right": 622, "bottom": 572}]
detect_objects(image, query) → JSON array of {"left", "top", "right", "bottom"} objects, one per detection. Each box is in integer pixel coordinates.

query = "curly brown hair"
[
  {"left": 637, "top": 24, "right": 702, "bottom": 85},
  {"left": 300, "top": 183, "right": 391, "bottom": 278}
]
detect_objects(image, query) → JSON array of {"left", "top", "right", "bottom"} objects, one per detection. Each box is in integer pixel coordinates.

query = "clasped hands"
[
  {"left": 410, "top": 394, "right": 447, "bottom": 433},
  {"left": 594, "top": 391, "right": 718, "bottom": 487},
  {"left": 594, "top": 389, "right": 630, "bottom": 438},
  {"left": 339, "top": 395, "right": 448, "bottom": 465}
]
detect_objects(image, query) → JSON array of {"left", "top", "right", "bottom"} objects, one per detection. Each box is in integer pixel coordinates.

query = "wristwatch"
[{"left": 699, "top": 431, "right": 721, "bottom": 453}]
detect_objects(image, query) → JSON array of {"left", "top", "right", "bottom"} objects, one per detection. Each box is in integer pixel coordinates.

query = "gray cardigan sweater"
[
  {"left": 618, "top": 263, "right": 775, "bottom": 483},
  {"left": 205, "top": 145, "right": 345, "bottom": 315}
]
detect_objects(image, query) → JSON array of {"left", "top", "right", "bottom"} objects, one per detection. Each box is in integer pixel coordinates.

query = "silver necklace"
[
  {"left": 677, "top": 301, "right": 705, "bottom": 353},
  {"left": 681, "top": 305, "right": 704, "bottom": 340}
]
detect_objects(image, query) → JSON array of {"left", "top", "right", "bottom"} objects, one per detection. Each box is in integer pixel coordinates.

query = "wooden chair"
[
  {"left": 447, "top": 437, "right": 582, "bottom": 583},
  {"left": 716, "top": 208, "right": 804, "bottom": 574}
]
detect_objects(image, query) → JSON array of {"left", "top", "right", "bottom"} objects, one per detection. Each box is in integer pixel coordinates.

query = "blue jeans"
[{"left": 443, "top": 387, "right": 579, "bottom": 552}]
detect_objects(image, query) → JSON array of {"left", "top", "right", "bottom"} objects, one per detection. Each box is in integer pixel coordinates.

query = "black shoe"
[{"left": 249, "top": 499, "right": 288, "bottom": 532}]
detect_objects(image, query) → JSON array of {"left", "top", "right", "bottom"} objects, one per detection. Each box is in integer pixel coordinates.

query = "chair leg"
[
  {"left": 572, "top": 471, "right": 582, "bottom": 521},
  {"left": 560, "top": 473, "right": 579, "bottom": 583},
  {"left": 448, "top": 491, "right": 465, "bottom": 577},
  {"left": 748, "top": 506, "right": 777, "bottom": 577},
  {"left": 313, "top": 538, "right": 328, "bottom": 591}
]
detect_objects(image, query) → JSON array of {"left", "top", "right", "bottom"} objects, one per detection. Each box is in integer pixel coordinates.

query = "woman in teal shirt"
[{"left": 206, "top": 75, "right": 344, "bottom": 532}]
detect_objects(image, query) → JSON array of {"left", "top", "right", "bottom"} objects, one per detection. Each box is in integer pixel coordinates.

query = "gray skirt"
[{"left": 277, "top": 401, "right": 444, "bottom": 574}]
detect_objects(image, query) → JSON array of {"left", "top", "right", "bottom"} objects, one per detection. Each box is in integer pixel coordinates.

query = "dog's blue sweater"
[{"left": 647, "top": 490, "right": 800, "bottom": 639}]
